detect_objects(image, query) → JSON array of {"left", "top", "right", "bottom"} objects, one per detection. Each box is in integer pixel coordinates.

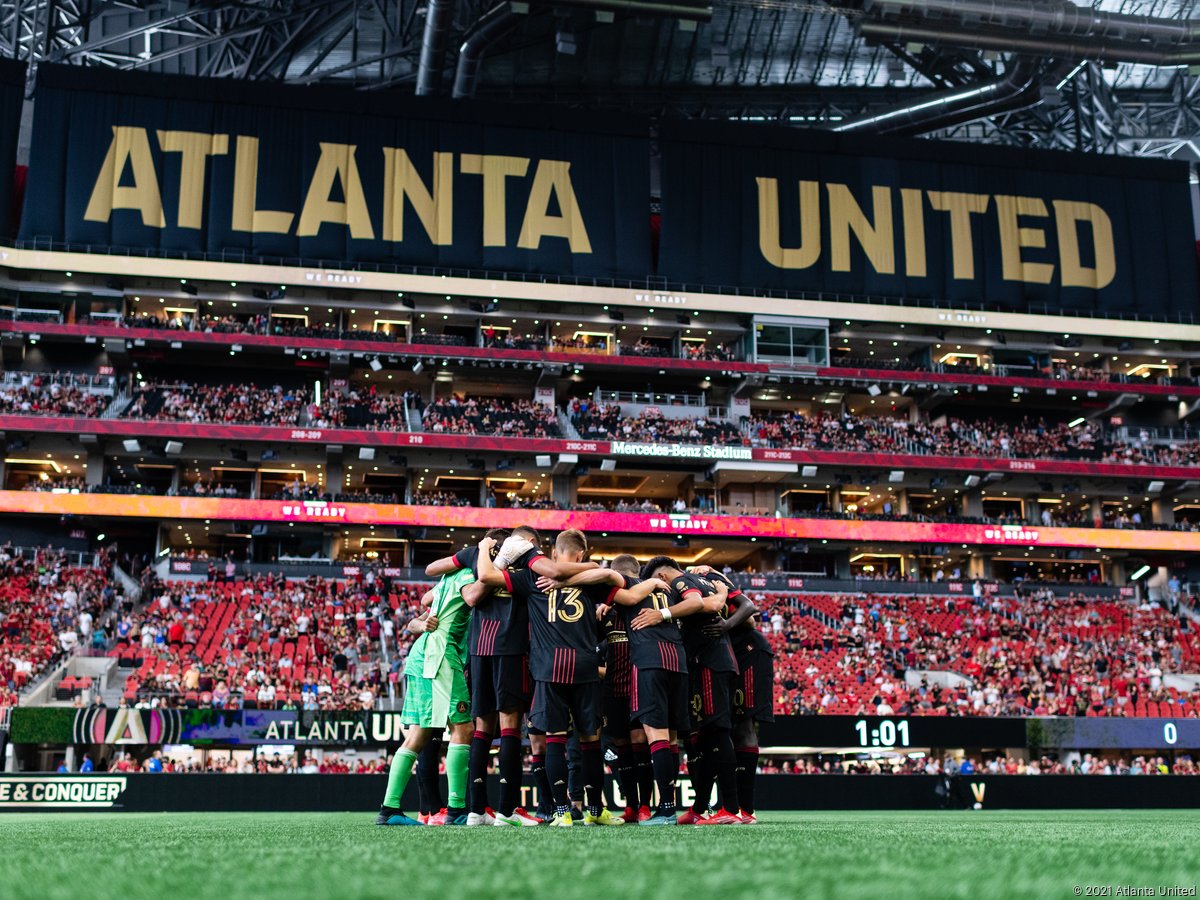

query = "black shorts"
[
  {"left": 603, "top": 691, "right": 632, "bottom": 736},
  {"left": 529, "top": 680, "right": 601, "bottom": 735},
  {"left": 689, "top": 666, "right": 734, "bottom": 730},
  {"left": 469, "top": 653, "right": 532, "bottom": 718},
  {"left": 631, "top": 666, "right": 690, "bottom": 732},
  {"left": 733, "top": 650, "right": 775, "bottom": 724}
]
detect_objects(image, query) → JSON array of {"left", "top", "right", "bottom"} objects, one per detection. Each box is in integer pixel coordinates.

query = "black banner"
[
  {"left": 658, "top": 121, "right": 1198, "bottom": 316},
  {"left": 0, "top": 59, "right": 25, "bottom": 238},
  {"left": 17, "top": 709, "right": 1200, "bottom": 751},
  {"left": 760, "top": 715, "right": 1030, "bottom": 750},
  {"left": 19, "top": 65, "right": 649, "bottom": 278},
  {"left": 2, "top": 773, "right": 1198, "bottom": 812}
]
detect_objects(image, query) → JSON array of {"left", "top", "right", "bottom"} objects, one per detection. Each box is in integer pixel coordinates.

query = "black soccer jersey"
[
  {"left": 671, "top": 571, "right": 738, "bottom": 674},
  {"left": 461, "top": 543, "right": 529, "bottom": 657},
  {"left": 504, "top": 568, "right": 605, "bottom": 684},
  {"left": 600, "top": 609, "right": 632, "bottom": 698},
  {"left": 617, "top": 575, "right": 687, "bottom": 674},
  {"left": 453, "top": 545, "right": 482, "bottom": 578},
  {"left": 707, "top": 571, "right": 773, "bottom": 657}
]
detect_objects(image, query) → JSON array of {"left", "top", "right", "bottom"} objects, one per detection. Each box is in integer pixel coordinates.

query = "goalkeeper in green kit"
[{"left": 375, "top": 554, "right": 481, "bottom": 826}]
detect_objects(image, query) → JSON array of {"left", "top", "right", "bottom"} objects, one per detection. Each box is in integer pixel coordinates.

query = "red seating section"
[
  {"left": 759, "top": 590, "right": 1199, "bottom": 717},
  {"left": 110, "top": 578, "right": 427, "bottom": 709}
]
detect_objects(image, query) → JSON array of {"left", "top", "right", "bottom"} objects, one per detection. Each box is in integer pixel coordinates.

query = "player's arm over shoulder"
[{"left": 531, "top": 555, "right": 600, "bottom": 580}]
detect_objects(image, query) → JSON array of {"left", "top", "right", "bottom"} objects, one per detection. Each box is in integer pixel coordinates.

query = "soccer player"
[
  {"left": 542, "top": 554, "right": 726, "bottom": 826},
  {"left": 375, "top": 570, "right": 475, "bottom": 826},
  {"left": 640, "top": 556, "right": 742, "bottom": 825},
  {"left": 596, "top": 602, "right": 639, "bottom": 821},
  {"left": 431, "top": 526, "right": 596, "bottom": 826},
  {"left": 414, "top": 741, "right": 445, "bottom": 825},
  {"left": 477, "top": 529, "right": 659, "bottom": 827},
  {"left": 692, "top": 567, "right": 774, "bottom": 825}
]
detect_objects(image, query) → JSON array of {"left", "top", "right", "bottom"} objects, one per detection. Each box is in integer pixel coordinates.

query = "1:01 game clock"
[{"left": 854, "top": 718, "right": 911, "bottom": 748}]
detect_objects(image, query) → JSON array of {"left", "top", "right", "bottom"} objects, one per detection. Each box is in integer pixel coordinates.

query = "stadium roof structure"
[{"left": 5, "top": 0, "right": 1200, "bottom": 159}]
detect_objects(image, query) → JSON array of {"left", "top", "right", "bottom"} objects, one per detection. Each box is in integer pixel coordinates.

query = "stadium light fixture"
[
  {"left": 1068, "top": 417, "right": 1086, "bottom": 427},
  {"left": 1131, "top": 565, "right": 1152, "bottom": 581}
]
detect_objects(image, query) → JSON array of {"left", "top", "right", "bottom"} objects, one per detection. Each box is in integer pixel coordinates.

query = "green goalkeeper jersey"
[{"left": 406, "top": 567, "right": 474, "bottom": 678}]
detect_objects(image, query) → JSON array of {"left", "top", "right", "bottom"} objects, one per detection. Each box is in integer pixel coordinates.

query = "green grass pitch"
[{"left": 2, "top": 810, "right": 1197, "bottom": 900}]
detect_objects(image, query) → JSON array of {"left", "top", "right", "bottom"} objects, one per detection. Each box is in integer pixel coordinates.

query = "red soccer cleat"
[
  {"left": 638, "top": 805, "right": 653, "bottom": 822},
  {"left": 425, "top": 808, "right": 451, "bottom": 826},
  {"left": 676, "top": 808, "right": 705, "bottom": 825},
  {"left": 621, "top": 807, "right": 639, "bottom": 824},
  {"left": 738, "top": 811, "right": 758, "bottom": 825},
  {"left": 696, "top": 809, "right": 743, "bottom": 825}
]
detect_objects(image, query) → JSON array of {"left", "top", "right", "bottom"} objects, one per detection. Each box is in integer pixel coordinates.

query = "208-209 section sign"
[{"left": 18, "top": 65, "right": 649, "bottom": 278}]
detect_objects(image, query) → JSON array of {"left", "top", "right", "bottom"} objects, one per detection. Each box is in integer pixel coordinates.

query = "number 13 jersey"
[{"left": 503, "top": 568, "right": 611, "bottom": 684}]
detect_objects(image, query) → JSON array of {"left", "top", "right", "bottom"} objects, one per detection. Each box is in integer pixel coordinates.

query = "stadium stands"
[
  {"left": 108, "top": 575, "right": 428, "bottom": 711},
  {"left": 0, "top": 549, "right": 122, "bottom": 707},
  {"left": 423, "top": 397, "right": 560, "bottom": 438},
  {"left": 763, "top": 589, "right": 1198, "bottom": 718}
]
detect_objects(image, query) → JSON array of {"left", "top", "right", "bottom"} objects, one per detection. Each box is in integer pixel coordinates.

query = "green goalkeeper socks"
[
  {"left": 382, "top": 748, "right": 419, "bottom": 810},
  {"left": 446, "top": 742, "right": 470, "bottom": 810}
]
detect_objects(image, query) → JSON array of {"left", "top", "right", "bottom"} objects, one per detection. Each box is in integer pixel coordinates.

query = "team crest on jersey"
[{"left": 456, "top": 701, "right": 469, "bottom": 713}]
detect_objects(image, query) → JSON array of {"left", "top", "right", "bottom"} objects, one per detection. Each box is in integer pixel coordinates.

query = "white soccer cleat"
[
  {"left": 466, "top": 810, "right": 496, "bottom": 826},
  {"left": 494, "top": 807, "right": 541, "bottom": 827}
]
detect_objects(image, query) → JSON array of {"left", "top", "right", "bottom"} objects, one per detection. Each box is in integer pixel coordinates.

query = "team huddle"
[{"left": 375, "top": 526, "right": 775, "bottom": 827}]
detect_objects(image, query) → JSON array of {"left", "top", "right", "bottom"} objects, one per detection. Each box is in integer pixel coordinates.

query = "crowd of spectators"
[
  {"left": 763, "top": 586, "right": 1197, "bottom": 718},
  {"left": 126, "top": 382, "right": 310, "bottom": 426},
  {"left": 507, "top": 495, "right": 561, "bottom": 510},
  {"left": 111, "top": 572, "right": 426, "bottom": 711},
  {"left": 569, "top": 398, "right": 742, "bottom": 445},
  {"left": 481, "top": 326, "right": 544, "bottom": 351},
  {"left": 173, "top": 481, "right": 244, "bottom": 498},
  {"left": 20, "top": 477, "right": 86, "bottom": 493},
  {"left": 410, "top": 491, "right": 472, "bottom": 507},
  {"left": 88, "top": 750, "right": 392, "bottom": 774},
  {"left": 0, "top": 547, "right": 123, "bottom": 709},
  {"left": 760, "top": 753, "right": 1196, "bottom": 775},
  {"left": 551, "top": 336, "right": 608, "bottom": 354},
  {"left": 682, "top": 341, "right": 737, "bottom": 362},
  {"left": 829, "top": 356, "right": 1200, "bottom": 390},
  {"left": 744, "top": 410, "right": 1200, "bottom": 468},
  {"left": 0, "top": 384, "right": 108, "bottom": 418},
  {"left": 423, "top": 396, "right": 560, "bottom": 438},
  {"left": 313, "top": 388, "right": 409, "bottom": 431},
  {"left": 620, "top": 339, "right": 671, "bottom": 358},
  {"left": 66, "top": 744, "right": 1200, "bottom": 775},
  {"left": 335, "top": 490, "right": 403, "bottom": 504}
]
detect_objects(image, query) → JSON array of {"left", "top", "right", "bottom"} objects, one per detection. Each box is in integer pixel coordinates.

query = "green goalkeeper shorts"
[{"left": 401, "top": 661, "right": 472, "bottom": 728}]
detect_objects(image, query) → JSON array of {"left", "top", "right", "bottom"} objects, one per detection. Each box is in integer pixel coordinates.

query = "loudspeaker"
[
  {"left": 359, "top": 447, "right": 376, "bottom": 461},
  {"left": 122, "top": 439, "right": 141, "bottom": 453},
  {"left": 164, "top": 441, "right": 183, "bottom": 455}
]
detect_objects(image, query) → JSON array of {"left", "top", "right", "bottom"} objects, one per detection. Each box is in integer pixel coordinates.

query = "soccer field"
[{"left": 2, "top": 810, "right": 1196, "bottom": 900}]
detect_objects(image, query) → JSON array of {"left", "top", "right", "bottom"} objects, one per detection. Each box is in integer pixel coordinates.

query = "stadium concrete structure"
[{"left": 3, "top": 0, "right": 1200, "bottom": 831}]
